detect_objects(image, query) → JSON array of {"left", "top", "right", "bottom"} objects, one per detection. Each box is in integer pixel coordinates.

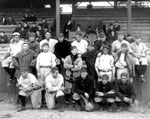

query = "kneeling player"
[
  {"left": 94, "top": 74, "right": 116, "bottom": 111},
  {"left": 17, "top": 71, "right": 42, "bottom": 111},
  {"left": 73, "top": 68, "right": 94, "bottom": 111},
  {"left": 115, "top": 72, "right": 136, "bottom": 111}
]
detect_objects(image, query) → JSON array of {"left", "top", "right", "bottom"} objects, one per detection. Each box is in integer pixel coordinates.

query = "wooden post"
[
  {"left": 56, "top": 0, "right": 60, "bottom": 36},
  {"left": 114, "top": 0, "right": 118, "bottom": 8},
  {"left": 127, "top": 0, "right": 132, "bottom": 34}
]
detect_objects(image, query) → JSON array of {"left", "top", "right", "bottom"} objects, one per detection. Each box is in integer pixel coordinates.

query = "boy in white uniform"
[
  {"left": 36, "top": 42, "right": 57, "bottom": 106},
  {"left": 45, "top": 67, "right": 65, "bottom": 110},
  {"left": 95, "top": 45, "right": 115, "bottom": 82}
]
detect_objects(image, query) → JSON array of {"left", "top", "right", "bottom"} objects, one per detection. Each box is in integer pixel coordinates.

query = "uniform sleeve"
[
  {"left": 51, "top": 54, "right": 57, "bottom": 67},
  {"left": 95, "top": 57, "right": 100, "bottom": 73},
  {"left": 36, "top": 54, "right": 41, "bottom": 72}
]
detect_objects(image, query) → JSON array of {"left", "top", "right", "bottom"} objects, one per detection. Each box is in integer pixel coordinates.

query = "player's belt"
[
  {"left": 98, "top": 69, "right": 112, "bottom": 72},
  {"left": 40, "top": 66, "right": 51, "bottom": 68}
]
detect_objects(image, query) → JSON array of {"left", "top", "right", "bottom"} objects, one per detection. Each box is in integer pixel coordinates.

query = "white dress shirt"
[{"left": 71, "top": 39, "right": 88, "bottom": 54}]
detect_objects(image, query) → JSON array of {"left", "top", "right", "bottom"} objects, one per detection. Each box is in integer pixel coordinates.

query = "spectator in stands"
[
  {"left": 75, "top": 24, "right": 82, "bottom": 33},
  {"left": 13, "top": 42, "right": 37, "bottom": 75},
  {"left": 130, "top": 36, "right": 148, "bottom": 82},
  {"left": 106, "top": 23, "right": 117, "bottom": 43},
  {"left": 86, "top": 26, "right": 94, "bottom": 34},
  {"left": 115, "top": 72, "right": 136, "bottom": 111},
  {"left": 20, "top": 26, "right": 28, "bottom": 39},
  {"left": 36, "top": 42, "right": 57, "bottom": 107},
  {"left": 111, "top": 31, "right": 130, "bottom": 54},
  {"left": 17, "top": 71, "right": 41, "bottom": 111},
  {"left": 22, "top": 13, "right": 29, "bottom": 22},
  {"left": 64, "top": 46, "right": 83, "bottom": 105},
  {"left": 83, "top": 35, "right": 89, "bottom": 43},
  {"left": 0, "top": 31, "right": 8, "bottom": 44},
  {"left": 37, "top": 24, "right": 44, "bottom": 39},
  {"left": 114, "top": 43, "right": 134, "bottom": 81},
  {"left": 63, "top": 20, "right": 73, "bottom": 39},
  {"left": 71, "top": 37, "right": 76, "bottom": 42},
  {"left": 0, "top": 15, "right": 7, "bottom": 25},
  {"left": 28, "top": 12, "right": 37, "bottom": 22},
  {"left": 73, "top": 68, "right": 94, "bottom": 111},
  {"left": 40, "top": 18, "right": 49, "bottom": 30},
  {"left": 13, "top": 22, "right": 22, "bottom": 33},
  {"left": 23, "top": 22, "right": 30, "bottom": 33},
  {"left": 40, "top": 31, "right": 58, "bottom": 53},
  {"left": 113, "top": 21, "right": 121, "bottom": 31},
  {"left": 71, "top": 32, "right": 88, "bottom": 54},
  {"left": 2, "top": 32, "right": 24, "bottom": 86},
  {"left": 94, "top": 74, "right": 116, "bottom": 111},
  {"left": 30, "top": 22, "right": 38, "bottom": 33},
  {"left": 45, "top": 67, "right": 65, "bottom": 110},
  {"left": 54, "top": 33, "right": 71, "bottom": 73},
  {"left": 7, "top": 16, "right": 16, "bottom": 25},
  {"left": 95, "top": 45, "right": 115, "bottom": 82},
  {"left": 125, "top": 34, "right": 135, "bottom": 44},
  {"left": 35, "top": 30, "right": 43, "bottom": 42}
]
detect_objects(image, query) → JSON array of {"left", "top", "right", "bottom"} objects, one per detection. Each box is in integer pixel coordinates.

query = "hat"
[
  {"left": 121, "top": 43, "right": 127, "bottom": 47},
  {"left": 57, "top": 33, "right": 64, "bottom": 38},
  {"left": 29, "top": 32, "right": 36, "bottom": 37},
  {"left": 99, "top": 32, "right": 105, "bottom": 38},
  {"left": 42, "top": 42, "right": 49, "bottom": 47},
  {"left": 120, "top": 72, "right": 128, "bottom": 78},
  {"left": 103, "top": 45, "right": 109, "bottom": 50},
  {"left": 22, "top": 42, "right": 29, "bottom": 46},
  {"left": 71, "top": 46, "right": 77, "bottom": 50},
  {"left": 101, "top": 74, "right": 109, "bottom": 80},
  {"left": 12, "top": 32, "right": 20, "bottom": 36},
  {"left": 80, "top": 68, "right": 88, "bottom": 73}
]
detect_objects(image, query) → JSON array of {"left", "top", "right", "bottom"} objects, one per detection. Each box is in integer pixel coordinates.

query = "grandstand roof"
[{"left": 0, "top": 0, "right": 146, "bottom": 8}]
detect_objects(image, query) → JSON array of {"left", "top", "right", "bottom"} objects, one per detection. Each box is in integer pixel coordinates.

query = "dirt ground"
[{"left": 0, "top": 100, "right": 150, "bottom": 119}]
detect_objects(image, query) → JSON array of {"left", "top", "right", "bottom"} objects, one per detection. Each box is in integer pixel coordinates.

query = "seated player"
[
  {"left": 94, "top": 74, "right": 116, "bottom": 111},
  {"left": 17, "top": 71, "right": 42, "bottom": 112},
  {"left": 130, "top": 36, "right": 148, "bottom": 82},
  {"left": 73, "top": 68, "right": 94, "bottom": 111},
  {"left": 45, "top": 67, "right": 65, "bottom": 110},
  {"left": 115, "top": 72, "right": 136, "bottom": 111},
  {"left": 2, "top": 32, "right": 24, "bottom": 85}
]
